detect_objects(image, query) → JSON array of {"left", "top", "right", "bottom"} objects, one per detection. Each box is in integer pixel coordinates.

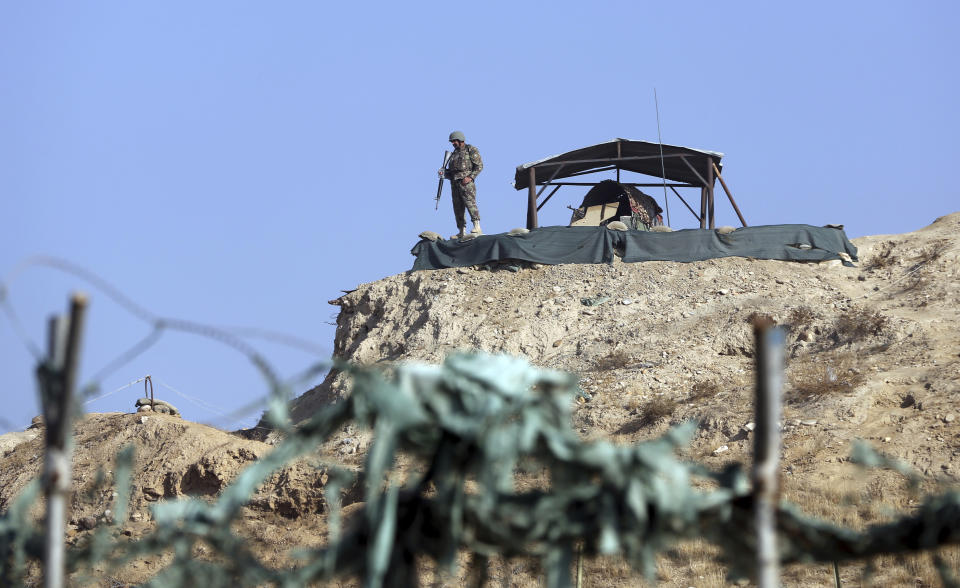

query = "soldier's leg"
[
  {"left": 451, "top": 183, "right": 466, "bottom": 229},
  {"left": 462, "top": 182, "right": 480, "bottom": 222},
  {"left": 463, "top": 182, "right": 482, "bottom": 235}
]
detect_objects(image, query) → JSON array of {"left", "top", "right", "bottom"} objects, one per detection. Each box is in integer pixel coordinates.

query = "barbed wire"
[
  {"left": 211, "top": 325, "right": 329, "bottom": 357},
  {"left": 0, "top": 295, "right": 43, "bottom": 361},
  {"left": 5, "top": 352, "right": 960, "bottom": 587},
  {"left": 83, "top": 328, "right": 164, "bottom": 392},
  {"left": 0, "top": 255, "right": 332, "bottom": 431}
]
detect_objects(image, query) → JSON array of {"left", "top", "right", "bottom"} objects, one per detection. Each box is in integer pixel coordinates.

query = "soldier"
[{"left": 439, "top": 131, "right": 483, "bottom": 239}]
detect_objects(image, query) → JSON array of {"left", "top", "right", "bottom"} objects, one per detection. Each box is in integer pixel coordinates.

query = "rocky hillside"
[{"left": 2, "top": 212, "right": 959, "bottom": 586}]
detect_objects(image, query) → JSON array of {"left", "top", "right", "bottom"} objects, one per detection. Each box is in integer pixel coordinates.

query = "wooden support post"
[
  {"left": 527, "top": 166, "right": 538, "bottom": 230},
  {"left": 536, "top": 185, "right": 562, "bottom": 212},
  {"left": 707, "top": 158, "right": 716, "bottom": 229},
  {"left": 616, "top": 140, "right": 621, "bottom": 183},
  {"left": 713, "top": 163, "right": 748, "bottom": 227},
  {"left": 42, "top": 293, "right": 88, "bottom": 588},
  {"left": 669, "top": 186, "right": 702, "bottom": 223},
  {"left": 699, "top": 187, "right": 707, "bottom": 229},
  {"left": 752, "top": 318, "right": 785, "bottom": 588}
]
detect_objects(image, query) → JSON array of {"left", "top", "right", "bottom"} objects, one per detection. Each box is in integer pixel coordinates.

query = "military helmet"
[{"left": 449, "top": 131, "right": 465, "bottom": 142}]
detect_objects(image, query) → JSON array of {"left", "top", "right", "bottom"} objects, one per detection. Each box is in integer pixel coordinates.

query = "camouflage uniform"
[
  {"left": 444, "top": 143, "right": 483, "bottom": 229},
  {"left": 624, "top": 186, "right": 663, "bottom": 230}
]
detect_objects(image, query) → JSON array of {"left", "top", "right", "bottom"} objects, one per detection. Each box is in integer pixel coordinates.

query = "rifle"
[{"left": 435, "top": 150, "right": 452, "bottom": 210}]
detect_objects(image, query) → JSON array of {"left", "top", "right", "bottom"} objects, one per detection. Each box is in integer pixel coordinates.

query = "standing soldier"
[{"left": 439, "top": 131, "right": 483, "bottom": 239}]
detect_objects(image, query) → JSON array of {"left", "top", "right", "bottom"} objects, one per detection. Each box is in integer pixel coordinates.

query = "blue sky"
[{"left": 2, "top": 2, "right": 957, "bottom": 432}]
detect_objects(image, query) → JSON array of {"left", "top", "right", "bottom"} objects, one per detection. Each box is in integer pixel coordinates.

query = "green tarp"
[{"left": 410, "top": 224, "right": 858, "bottom": 271}]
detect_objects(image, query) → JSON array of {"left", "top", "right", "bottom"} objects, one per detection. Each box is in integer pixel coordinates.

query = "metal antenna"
[{"left": 654, "top": 88, "right": 671, "bottom": 227}]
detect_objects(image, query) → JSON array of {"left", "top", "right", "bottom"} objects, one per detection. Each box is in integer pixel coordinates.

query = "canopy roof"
[{"left": 514, "top": 138, "right": 724, "bottom": 190}]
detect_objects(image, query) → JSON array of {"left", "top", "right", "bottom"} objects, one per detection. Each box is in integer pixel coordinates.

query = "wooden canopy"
[{"left": 513, "top": 138, "right": 746, "bottom": 230}]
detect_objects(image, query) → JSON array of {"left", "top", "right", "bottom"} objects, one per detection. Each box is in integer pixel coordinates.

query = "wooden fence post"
[{"left": 41, "top": 293, "right": 88, "bottom": 588}]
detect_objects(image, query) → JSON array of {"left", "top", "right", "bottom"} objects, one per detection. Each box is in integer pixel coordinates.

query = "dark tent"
[{"left": 571, "top": 180, "right": 664, "bottom": 228}]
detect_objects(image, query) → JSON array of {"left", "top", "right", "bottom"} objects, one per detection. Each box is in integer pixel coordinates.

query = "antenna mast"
[{"left": 654, "top": 88, "right": 671, "bottom": 227}]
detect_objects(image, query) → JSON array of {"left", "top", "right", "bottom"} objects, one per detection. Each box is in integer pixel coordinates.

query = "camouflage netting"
[{"left": 3, "top": 353, "right": 960, "bottom": 587}]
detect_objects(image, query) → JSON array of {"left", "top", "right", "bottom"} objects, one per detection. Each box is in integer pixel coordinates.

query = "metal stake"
[{"left": 753, "top": 318, "right": 784, "bottom": 588}]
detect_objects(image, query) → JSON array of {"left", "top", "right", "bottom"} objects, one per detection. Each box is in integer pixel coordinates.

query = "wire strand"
[
  {"left": 155, "top": 379, "right": 240, "bottom": 421},
  {"left": 86, "top": 328, "right": 164, "bottom": 388},
  {"left": 83, "top": 376, "right": 147, "bottom": 405},
  {"left": 861, "top": 253, "right": 940, "bottom": 300},
  {"left": 654, "top": 88, "right": 671, "bottom": 227},
  {"left": 0, "top": 293, "right": 44, "bottom": 360}
]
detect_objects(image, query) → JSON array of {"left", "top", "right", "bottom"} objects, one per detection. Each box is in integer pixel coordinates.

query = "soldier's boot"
[
  {"left": 450, "top": 227, "right": 467, "bottom": 240},
  {"left": 470, "top": 221, "right": 482, "bottom": 235}
]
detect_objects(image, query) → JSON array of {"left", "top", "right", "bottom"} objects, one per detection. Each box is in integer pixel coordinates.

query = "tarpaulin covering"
[
  {"left": 410, "top": 224, "right": 858, "bottom": 271},
  {"left": 514, "top": 138, "right": 724, "bottom": 190}
]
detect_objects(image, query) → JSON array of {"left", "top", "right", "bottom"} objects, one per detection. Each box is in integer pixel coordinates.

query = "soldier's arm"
[{"left": 468, "top": 146, "right": 483, "bottom": 178}]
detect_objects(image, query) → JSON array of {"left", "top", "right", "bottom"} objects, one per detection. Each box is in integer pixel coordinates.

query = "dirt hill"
[{"left": 2, "top": 212, "right": 959, "bottom": 586}]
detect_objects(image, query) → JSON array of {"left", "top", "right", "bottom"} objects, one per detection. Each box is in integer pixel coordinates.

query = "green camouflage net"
[{"left": 3, "top": 353, "right": 960, "bottom": 587}]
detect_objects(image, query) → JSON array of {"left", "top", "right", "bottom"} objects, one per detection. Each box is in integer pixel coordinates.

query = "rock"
[
  {"left": 945, "top": 414, "right": 955, "bottom": 423},
  {"left": 552, "top": 340, "right": 562, "bottom": 347},
  {"left": 137, "top": 405, "right": 153, "bottom": 413},
  {"left": 151, "top": 399, "right": 179, "bottom": 414},
  {"left": 78, "top": 516, "right": 97, "bottom": 531},
  {"left": 29, "top": 416, "right": 44, "bottom": 429},
  {"left": 718, "top": 289, "right": 729, "bottom": 295},
  {"left": 483, "top": 297, "right": 494, "bottom": 303},
  {"left": 508, "top": 227, "right": 529, "bottom": 236},
  {"left": 800, "top": 420, "right": 818, "bottom": 426},
  {"left": 621, "top": 299, "right": 633, "bottom": 305},
  {"left": 580, "top": 295, "right": 610, "bottom": 307},
  {"left": 742, "top": 422, "right": 755, "bottom": 432},
  {"left": 712, "top": 445, "right": 729, "bottom": 455},
  {"left": 418, "top": 230, "right": 441, "bottom": 242}
]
